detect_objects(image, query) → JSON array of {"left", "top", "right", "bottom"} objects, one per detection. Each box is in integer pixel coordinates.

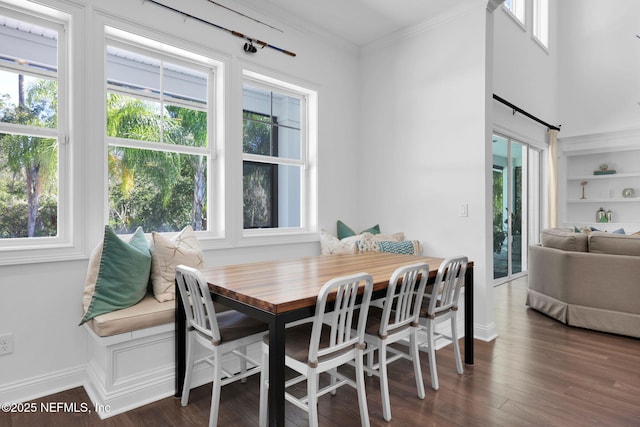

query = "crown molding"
[{"left": 487, "top": 0, "right": 506, "bottom": 13}]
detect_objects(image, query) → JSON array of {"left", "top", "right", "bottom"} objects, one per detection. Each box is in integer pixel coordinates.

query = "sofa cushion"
[
  {"left": 80, "top": 226, "right": 151, "bottom": 325},
  {"left": 588, "top": 232, "right": 640, "bottom": 256},
  {"left": 540, "top": 228, "right": 588, "bottom": 252}
]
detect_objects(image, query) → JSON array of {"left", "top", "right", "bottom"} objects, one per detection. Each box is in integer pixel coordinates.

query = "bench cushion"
[{"left": 86, "top": 293, "right": 174, "bottom": 337}]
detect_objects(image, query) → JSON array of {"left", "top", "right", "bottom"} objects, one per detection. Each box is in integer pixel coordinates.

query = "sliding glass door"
[{"left": 492, "top": 134, "right": 541, "bottom": 282}]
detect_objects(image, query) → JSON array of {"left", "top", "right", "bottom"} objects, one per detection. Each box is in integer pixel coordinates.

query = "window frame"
[
  {"left": 0, "top": 2, "right": 76, "bottom": 264},
  {"left": 104, "top": 33, "right": 222, "bottom": 239},
  {"left": 532, "top": 0, "right": 549, "bottom": 51},
  {"left": 503, "top": 0, "right": 526, "bottom": 29},
  {"left": 241, "top": 70, "right": 318, "bottom": 241}
]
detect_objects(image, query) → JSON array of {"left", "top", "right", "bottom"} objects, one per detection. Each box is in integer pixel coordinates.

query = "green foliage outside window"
[
  {"left": 106, "top": 93, "right": 208, "bottom": 233},
  {"left": 0, "top": 76, "right": 59, "bottom": 238}
]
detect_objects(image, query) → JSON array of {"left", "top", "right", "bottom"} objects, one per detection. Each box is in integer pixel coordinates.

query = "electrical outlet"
[{"left": 0, "top": 333, "right": 13, "bottom": 355}]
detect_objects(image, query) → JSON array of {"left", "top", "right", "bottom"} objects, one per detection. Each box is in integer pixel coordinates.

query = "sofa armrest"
[{"left": 528, "top": 245, "right": 572, "bottom": 302}]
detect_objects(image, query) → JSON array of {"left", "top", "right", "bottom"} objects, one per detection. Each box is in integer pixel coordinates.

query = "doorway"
[{"left": 492, "top": 134, "right": 541, "bottom": 282}]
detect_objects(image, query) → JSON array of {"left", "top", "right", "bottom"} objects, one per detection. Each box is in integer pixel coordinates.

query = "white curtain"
[{"left": 547, "top": 129, "right": 559, "bottom": 228}]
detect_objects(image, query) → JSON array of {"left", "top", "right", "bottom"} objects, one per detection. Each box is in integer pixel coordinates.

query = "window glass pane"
[
  {"left": 272, "top": 93, "right": 300, "bottom": 127},
  {"left": 243, "top": 162, "right": 301, "bottom": 229},
  {"left": 242, "top": 85, "right": 302, "bottom": 160},
  {"left": 0, "top": 134, "right": 58, "bottom": 238},
  {"left": 278, "top": 127, "right": 301, "bottom": 160},
  {"left": 108, "top": 146, "right": 207, "bottom": 233},
  {"left": 165, "top": 104, "right": 208, "bottom": 148},
  {"left": 106, "top": 92, "right": 162, "bottom": 141},
  {"left": 0, "top": 71, "right": 57, "bottom": 128},
  {"left": 534, "top": 0, "right": 549, "bottom": 48},
  {"left": 243, "top": 112, "right": 272, "bottom": 155},
  {"left": 243, "top": 84, "right": 271, "bottom": 117},
  {"left": 243, "top": 162, "right": 274, "bottom": 228},
  {"left": 0, "top": 16, "right": 57, "bottom": 71},
  {"left": 163, "top": 62, "right": 207, "bottom": 105},
  {"left": 107, "top": 46, "right": 160, "bottom": 95}
]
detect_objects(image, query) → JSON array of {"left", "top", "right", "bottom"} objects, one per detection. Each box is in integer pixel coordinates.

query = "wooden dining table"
[{"left": 175, "top": 251, "right": 474, "bottom": 426}]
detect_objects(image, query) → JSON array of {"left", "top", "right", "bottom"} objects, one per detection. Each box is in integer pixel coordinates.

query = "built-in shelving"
[{"left": 559, "top": 129, "right": 640, "bottom": 232}]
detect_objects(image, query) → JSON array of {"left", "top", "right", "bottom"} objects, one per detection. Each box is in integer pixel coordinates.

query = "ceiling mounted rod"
[
  {"left": 206, "top": 0, "right": 283, "bottom": 33},
  {"left": 493, "top": 94, "right": 561, "bottom": 131},
  {"left": 144, "top": 0, "right": 296, "bottom": 57}
]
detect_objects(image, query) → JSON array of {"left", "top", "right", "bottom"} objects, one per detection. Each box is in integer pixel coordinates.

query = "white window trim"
[
  {"left": 0, "top": 1, "right": 85, "bottom": 266},
  {"left": 240, "top": 69, "right": 318, "bottom": 244},
  {"left": 502, "top": 0, "right": 526, "bottom": 31},
  {"left": 532, "top": 0, "right": 549, "bottom": 52},
  {"left": 104, "top": 29, "right": 226, "bottom": 241}
]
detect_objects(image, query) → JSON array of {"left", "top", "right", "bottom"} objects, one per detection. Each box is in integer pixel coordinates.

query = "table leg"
[
  {"left": 464, "top": 266, "right": 474, "bottom": 365},
  {"left": 268, "top": 315, "right": 287, "bottom": 426},
  {"left": 175, "top": 285, "right": 186, "bottom": 397}
]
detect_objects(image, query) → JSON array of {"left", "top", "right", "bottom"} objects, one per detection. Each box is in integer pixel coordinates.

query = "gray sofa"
[{"left": 527, "top": 228, "right": 640, "bottom": 339}]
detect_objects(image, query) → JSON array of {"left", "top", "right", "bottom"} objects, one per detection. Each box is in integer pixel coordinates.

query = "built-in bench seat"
[
  {"left": 82, "top": 290, "right": 250, "bottom": 419},
  {"left": 85, "top": 292, "right": 174, "bottom": 337},
  {"left": 82, "top": 292, "right": 185, "bottom": 419}
]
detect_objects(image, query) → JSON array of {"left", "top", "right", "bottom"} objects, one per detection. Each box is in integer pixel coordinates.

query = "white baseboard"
[{"left": 0, "top": 365, "right": 85, "bottom": 406}]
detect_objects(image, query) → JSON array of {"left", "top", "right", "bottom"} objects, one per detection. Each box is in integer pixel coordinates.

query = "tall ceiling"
[{"left": 229, "top": 0, "right": 482, "bottom": 46}]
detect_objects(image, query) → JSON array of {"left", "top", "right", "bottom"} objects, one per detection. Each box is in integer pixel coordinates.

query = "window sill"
[{"left": 0, "top": 245, "right": 89, "bottom": 266}]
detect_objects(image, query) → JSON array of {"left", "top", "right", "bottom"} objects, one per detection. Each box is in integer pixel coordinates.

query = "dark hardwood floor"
[{"left": 3, "top": 277, "right": 639, "bottom": 426}]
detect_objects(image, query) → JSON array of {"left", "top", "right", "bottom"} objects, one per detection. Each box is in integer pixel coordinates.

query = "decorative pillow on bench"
[
  {"left": 150, "top": 225, "right": 204, "bottom": 302},
  {"left": 80, "top": 226, "right": 151, "bottom": 325}
]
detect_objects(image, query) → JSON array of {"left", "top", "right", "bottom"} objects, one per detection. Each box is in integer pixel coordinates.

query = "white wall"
[
  {"left": 0, "top": 0, "right": 359, "bottom": 402},
  {"left": 357, "top": 4, "right": 497, "bottom": 341},
  {"left": 493, "top": 0, "right": 559, "bottom": 147},
  {"left": 557, "top": 0, "right": 640, "bottom": 138}
]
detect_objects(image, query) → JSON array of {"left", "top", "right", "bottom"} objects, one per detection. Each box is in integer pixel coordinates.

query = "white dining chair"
[
  {"left": 361, "top": 262, "right": 429, "bottom": 421},
  {"left": 176, "top": 265, "right": 267, "bottom": 427},
  {"left": 258, "top": 272, "right": 374, "bottom": 427},
  {"left": 417, "top": 256, "right": 468, "bottom": 391}
]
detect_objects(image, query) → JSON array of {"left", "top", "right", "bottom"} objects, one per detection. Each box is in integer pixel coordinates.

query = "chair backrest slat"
[
  {"left": 176, "top": 265, "right": 221, "bottom": 343},
  {"left": 308, "top": 272, "right": 373, "bottom": 365},
  {"left": 381, "top": 263, "right": 429, "bottom": 336},
  {"left": 427, "top": 256, "right": 468, "bottom": 317}
]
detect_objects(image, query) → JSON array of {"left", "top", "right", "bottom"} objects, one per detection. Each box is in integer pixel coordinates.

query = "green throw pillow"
[
  {"left": 336, "top": 220, "right": 381, "bottom": 240},
  {"left": 80, "top": 226, "right": 151, "bottom": 325}
]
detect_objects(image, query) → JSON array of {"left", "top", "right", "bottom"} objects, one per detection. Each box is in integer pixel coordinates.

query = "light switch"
[{"left": 459, "top": 203, "right": 468, "bottom": 217}]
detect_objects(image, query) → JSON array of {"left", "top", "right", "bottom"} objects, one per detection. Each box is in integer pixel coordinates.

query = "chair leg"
[
  {"left": 209, "top": 351, "right": 222, "bottom": 427},
  {"left": 366, "top": 347, "right": 374, "bottom": 377},
  {"left": 240, "top": 345, "right": 248, "bottom": 384},
  {"left": 410, "top": 331, "right": 426, "bottom": 400},
  {"left": 329, "top": 367, "right": 338, "bottom": 396},
  {"left": 181, "top": 333, "right": 195, "bottom": 406},
  {"left": 307, "top": 370, "right": 319, "bottom": 427},
  {"left": 378, "top": 341, "right": 392, "bottom": 421},
  {"left": 354, "top": 350, "right": 371, "bottom": 427},
  {"left": 258, "top": 344, "right": 269, "bottom": 427},
  {"left": 426, "top": 320, "right": 439, "bottom": 391},
  {"left": 451, "top": 316, "right": 464, "bottom": 375}
]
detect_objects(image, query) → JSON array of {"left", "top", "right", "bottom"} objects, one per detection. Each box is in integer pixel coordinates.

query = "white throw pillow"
[
  {"left": 150, "top": 225, "right": 204, "bottom": 302},
  {"left": 320, "top": 229, "right": 363, "bottom": 254}
]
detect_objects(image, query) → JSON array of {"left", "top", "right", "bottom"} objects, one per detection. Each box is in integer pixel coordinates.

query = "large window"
[
  {"left": 0, "top": 8, "right": 66, "bottom": 244},
  {"left": 242, "top": 73, "right": 316, "bottom": 234},
  {"left": 533, "top": 0, "right": 549, "bottom": 49},
  {"left": 106, "top": 39, "right": 215, "bottom": 234},
  {"left": 504, "top": 0, "right": 525, "bottom": 26}
]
